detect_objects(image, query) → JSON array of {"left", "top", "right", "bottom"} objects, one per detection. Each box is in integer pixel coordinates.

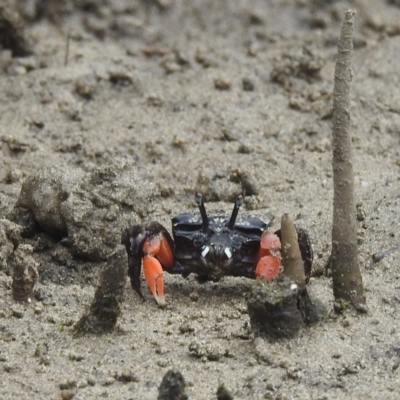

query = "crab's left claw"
[
  {"left": 141, "top": 232, "right": 174, "bottom": 306},
  {"left": 143, "top": 255, "right": 165, "bottom": 306},
  {"left": 122, "top": 223, "right": 174, "bottom": 305}
]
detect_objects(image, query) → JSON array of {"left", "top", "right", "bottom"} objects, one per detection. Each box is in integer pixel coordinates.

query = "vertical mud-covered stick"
[
  {"left": 280, "top": 214, "right": 317, "bottom": 324},
  {"left": 331, "top": 10, "right": 365, "bottom": 310},
  {"left": 280, "top": 214, "right": 306, "bottom": 291}
]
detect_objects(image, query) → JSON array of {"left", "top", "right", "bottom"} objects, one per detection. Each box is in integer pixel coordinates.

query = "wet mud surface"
[{"left": 1, "top": 1, "right": 400, "bottom": 399}]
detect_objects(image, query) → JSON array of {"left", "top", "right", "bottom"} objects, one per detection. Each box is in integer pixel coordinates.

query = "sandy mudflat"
[{"left": 0, "top": 1, "right": 400, "bottom": 399}]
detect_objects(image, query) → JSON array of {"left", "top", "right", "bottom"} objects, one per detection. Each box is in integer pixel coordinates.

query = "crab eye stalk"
[
  {"left": 195, "top": 192, "right": 209, "bottom": 231},
  {"left": 228, "top": 194, "right": 243, "bottom": 229}
]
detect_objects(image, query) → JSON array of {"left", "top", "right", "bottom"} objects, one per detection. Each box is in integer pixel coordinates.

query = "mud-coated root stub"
[
  {"left": 247, "top": 276, "right": 317, "bottom": 340},
  {"left": 158, "top": 369, "right": 188, "bottom": 400},
  {"left": 73, "top": 246, "right": 127, "bottom": 336},
  {"left": 217, "top": 383, "right": 234, "bottom": 400},
  {"left": 0, "top": 5, "right": 33, "bottom": 57},
  {"left": 11, "top": 244, "right": 39, "bottom": 302}
]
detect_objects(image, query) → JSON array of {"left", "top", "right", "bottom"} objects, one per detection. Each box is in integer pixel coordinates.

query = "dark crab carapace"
[{"left": 121, "top": 194, "right": 312, "bottom": 305}]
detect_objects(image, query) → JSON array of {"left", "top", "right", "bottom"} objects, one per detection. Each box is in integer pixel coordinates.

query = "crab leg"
[{"left": 256, "top": 231, "right": 282, "bottom": 281}]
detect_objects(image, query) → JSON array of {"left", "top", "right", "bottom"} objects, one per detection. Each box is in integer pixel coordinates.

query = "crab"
[{"left": 121, "top": 193, "right": 312, "bottom": 305}]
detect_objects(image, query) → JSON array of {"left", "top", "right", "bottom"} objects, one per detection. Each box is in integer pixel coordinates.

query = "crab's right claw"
[
  {"left": 256, "top": 255, "right": 281, "bottom": 281},
  {"left": 259, "top": 231, "right": 281, "bottom": 257},
  {"left": 143, "top": 255, "right": 165, "bottom": 306},
  {"left": 256, "top": 232, "right": 282, "bottom": 281}
]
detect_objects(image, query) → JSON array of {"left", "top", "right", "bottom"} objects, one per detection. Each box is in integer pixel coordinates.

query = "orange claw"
[
  {"left": 256, "top": 231, "right": 282, "bottom": 281},
  {"left": 259, "top": 231, "right": 281, "bottom": 257},
  {"left": 256, "top": 255, "right": 281, "bottom": 281},
  {"left": 143, "top": 255, "right": 165, "bottom": 306}
]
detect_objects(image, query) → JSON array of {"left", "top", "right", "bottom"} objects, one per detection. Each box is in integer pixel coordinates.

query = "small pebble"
[
  {"left": 74, "top": 74, "right": 97, "bottom": 99},
  {"left": 102, "top": 377, "right": 115, "bottom": 386},
  {"left": 189, "top": 291, "right": 199, "bottom": 301},
  {"left": 117, "top": 369, "right": 139, "bottom": 383},
  {"left": 253, "top": 336, "right": 265, "bottom": 348},
  {"left": 87, "top": 377, "right": 96, "bottom": 386},
  {"left": 68, "top": 352, "right": 85, "bottom": 362},
  {"left": 60, "top": 390, "right": 75, "bottom": 400},
  {"left": 179, "top": 321, "right": 194, "bottom": 334},
  {"left": 188, "top": 339, "right": 225, "bottom": 361},
  {"left": 242, "top": 78, "right": 255, "bottom": 91},
  {"left": 11, "top": 306, "right": 24, "bottom": 319},
  {"left": 157, "top": 359, "right": 170, "bottom": 368},
  {"left": 77, "top": 380, "right": 88, "bottom": 389},
  {"left": 214, "top": 78, "right": 231, "bottom": 90},
  {"left": 35, "top": 365, "right": 46, "bottom": 374},
  {"left": 156, "top": 346, "right": 169, "bottom": 355},
  {"left": 333, "top": 302, "right": 343, "bottom": 313},
  {"left": 59, "top": 383, "right": 69, "bottom": 390},
  {"left": 342, "top": 363, "right": 358, "bottom": 375},
  {"left": 4, "top": 363, "right": 21, "bottom": 373},
  {"left": 39, "top": 356, "right": 50, "bottom": 366},
  {"left": 356, "top": 202, "right": 366, "bottom": 221},
  {"left": 34, "top": 306, "right": 44, "bottom": 315},
  {"left": 147, "top": 94, "right": 164, "bottom": 107},
  {"left": 46, "top": 315, "right": 57, "bottom": 324}
]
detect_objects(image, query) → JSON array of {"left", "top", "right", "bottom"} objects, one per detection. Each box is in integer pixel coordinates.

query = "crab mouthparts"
[{"left": 201, "top": 244, "right": 233, "bottom": 265}]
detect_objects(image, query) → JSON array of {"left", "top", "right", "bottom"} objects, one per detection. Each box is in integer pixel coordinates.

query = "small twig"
[{"left": 64, "top": 34, "right": 70, "bottom": 67}]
